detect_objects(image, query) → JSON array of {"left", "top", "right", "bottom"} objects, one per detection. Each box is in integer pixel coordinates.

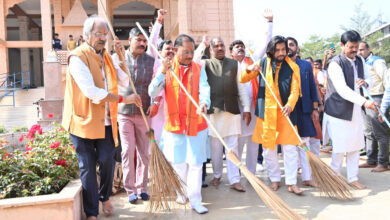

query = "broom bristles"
[
  {"left": 306, "top": 150, "right": 353, "bottom": 200},
  {"left": 146, "top": 130, "right": 187, "bottom": 213},
  {"left": 227, "top": 152, "right": 304, "bottom": 220}
]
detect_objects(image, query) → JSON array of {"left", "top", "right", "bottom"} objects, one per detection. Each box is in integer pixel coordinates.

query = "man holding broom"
[
  {"left": 148, "top": 34, "right": 210, "bottom": 214},
  {"left": 117, "top": 27, "right": 156, "bottom": 204},
  {"left": 240, "top": 36, "right": 303, "bottom": 195},
  {"left": 62, "top": 15, "right": 142, "bottom": 220},
  {"left": 323, "top": 30, "right": 377, "bottom": 189}
]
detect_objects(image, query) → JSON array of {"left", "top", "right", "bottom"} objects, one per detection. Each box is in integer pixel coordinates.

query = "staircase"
[{"left": 0, "top": 87, "right": 44, "bottom": 132}]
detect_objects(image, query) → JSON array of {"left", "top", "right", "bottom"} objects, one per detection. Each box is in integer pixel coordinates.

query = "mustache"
[
  {"left": 98, "top": 40, "right": 106, "bottom": 44},
  {"left": 137, "top": 45, "right": 146, "bottom": 50},
  {"left": 238, "top": 49, "right": 245, "bottom": 53}
]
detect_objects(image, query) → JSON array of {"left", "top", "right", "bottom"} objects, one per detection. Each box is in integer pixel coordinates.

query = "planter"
[{"left": 0, "top": 179, "right": 83, "bottom": 220}]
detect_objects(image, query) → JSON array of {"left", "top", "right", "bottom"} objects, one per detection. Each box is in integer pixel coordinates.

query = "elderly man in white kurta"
[{"left": 323, "top": 30, "right": 377, "bottom": 190}]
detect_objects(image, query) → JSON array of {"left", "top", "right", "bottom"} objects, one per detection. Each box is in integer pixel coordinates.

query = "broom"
[
  {"left": 97, "top": 0, "right": 186, "bottom": 213},
  {"left": 362, "top": 85, "right": 390, "bottom": 128},
  {"left": 246, "top": 52, "right": 353, "bottom": 200},
  {"left": 136, "top": 22, "right": 304, "bottom": 220}
]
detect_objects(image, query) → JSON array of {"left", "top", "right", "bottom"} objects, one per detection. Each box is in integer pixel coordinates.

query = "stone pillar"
[
  {"left": 0, "top": 0, "right": 8, "bottom": 75},
  {"left": 38, "top": 51, "right": 63, "bottom": 127},
  {"left": 31, "top": 28, "right": 42, "bottom": 87},
  {"left": 53, "top": 0, "right": 63, "bottom": 38},
  {"left": 98, "top": 0, "right": 113, "bottom": 52},
  {"left": 18, "top": 16, "right": 30, "bottom": 88},
  {"left": 41, "top": 0, "right": 53, "bottom": 61},
  {"left": 177, "top": 0, "right": 190, "bottom": 34}
]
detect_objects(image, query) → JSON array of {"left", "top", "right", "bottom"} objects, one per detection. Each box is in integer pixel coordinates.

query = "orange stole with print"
[
  {"left": 103, "top": 53, "right": 120, "bottom": 146},
  {"left": 164, "top": 56, "right": 207, "bottom": 136}
]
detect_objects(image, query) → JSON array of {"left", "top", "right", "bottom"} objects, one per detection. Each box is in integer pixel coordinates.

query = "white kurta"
[{"left": 323, "top": 55, "right": 372, "bottom": 153}]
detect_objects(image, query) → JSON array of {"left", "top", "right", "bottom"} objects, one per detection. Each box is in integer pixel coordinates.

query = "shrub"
[
  {"left": 0, "top": 123, "right": 78, "bottom": 199},
  {"left": 13, "top": 126, "right": 29, "bottom": 133},
  {"left": 0, "top": 125, "right": 7, "bottom": 134}
]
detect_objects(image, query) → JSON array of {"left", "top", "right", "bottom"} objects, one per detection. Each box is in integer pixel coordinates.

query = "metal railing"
[{"left": 0, "top": 71, "right": 31, "bottom": 107}]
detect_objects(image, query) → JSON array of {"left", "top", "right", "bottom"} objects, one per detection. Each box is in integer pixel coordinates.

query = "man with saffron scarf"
[
  {"left": 148, "top": 34, "right": 210, "bottom": 214},
  {"left": 62, "top": 15, "right": 141, "bottom": 220},
  {"left": 240, "top": 36, "right": 303, "bottom": 194}
]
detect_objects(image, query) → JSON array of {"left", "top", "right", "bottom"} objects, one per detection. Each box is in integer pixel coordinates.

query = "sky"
[{"left": 233, "top": 0, "right": 390, "bottom": 48}]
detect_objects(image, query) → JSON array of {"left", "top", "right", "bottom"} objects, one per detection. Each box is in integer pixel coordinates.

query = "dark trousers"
[
  {"left": 257, "top": 144, "right": 263, "bottom": 165},
  {"left": 70, "top": 126, "right": 117, "bottom": 217},
  {"left": 363, "top": 95, "right": 390, "bottom": 166}
]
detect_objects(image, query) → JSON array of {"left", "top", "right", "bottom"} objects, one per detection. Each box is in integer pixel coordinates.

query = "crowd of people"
[
  {"left": 52, "top": 33, "right": 85, "bottom": 51},
  {"left": 61, "top": 8, "right": 389, "bottom": 220}
]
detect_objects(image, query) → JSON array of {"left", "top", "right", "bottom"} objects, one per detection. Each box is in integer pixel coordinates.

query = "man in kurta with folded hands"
[{"left": 240, "top": 35, "right": 304, "bottom": 195}]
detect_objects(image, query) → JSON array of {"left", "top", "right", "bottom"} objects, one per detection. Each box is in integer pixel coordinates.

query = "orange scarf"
[
  {"left": 244, "top": 57, "right": 259, "bottom": 108},
  {"left": 164, "top": 56, "right": 206, "bottom": 136},
  {"left": 103, "top": 52, "right": 119, "bottom": 146},
  {"left": 262, "top": 56, "right": 301, "bottom": 149}
]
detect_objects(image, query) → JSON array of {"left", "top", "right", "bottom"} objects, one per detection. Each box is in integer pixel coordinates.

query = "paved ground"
[{"left": 99, "top": 153, "right": 389, "bottom": 220}]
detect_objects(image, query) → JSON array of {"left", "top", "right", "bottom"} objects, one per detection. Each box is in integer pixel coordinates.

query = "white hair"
[{"left": 83, "top": 14, "right": 109, "bottom": 38}]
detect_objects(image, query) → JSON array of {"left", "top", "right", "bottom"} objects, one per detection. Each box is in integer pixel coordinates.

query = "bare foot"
[
  {"left": 102, "top": 200, "right": 114, "bottom": 215},
  {"left": 210, "top": 177, "right": 221, "bottom": 187},
  {"left": 302, "top": 180, "right": 317, "bottom": 187},
  {"left": 371, "top": 165, "right": 388, "bottom": 172},
  {"left": 230, "top": 182, "right": 246, "bottom": 192},
  {"left": 288, "top": 185, "right": 304, "bottom": 195},
  {"left": 359, "top": 162, "right": 377, "bottom": 168},
  {"left": 350, "top": 181, "right": 366, "bottom": 190},
  {"left": 270, "top": 182, "right": 280, "bottom": 191},
  {"left": 87, "top": 217, "right": 97, "bottom": 220}
]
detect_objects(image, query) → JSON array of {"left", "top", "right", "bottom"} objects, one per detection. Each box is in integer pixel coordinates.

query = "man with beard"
[
  {"left": 240, "top": 36, "right": 303, "bottom": 194},
  {"left": 287, "top": 37, "right": 318, "bottom": 187},
  {"left": 229, "top": 9, "right": 273, "bottom": 174},
  {"left": 148, "top": 34, "right": 210, "bottom": 214},
  {"left": 202, "top": 37, "right": 250, "bottom": 192},
  {"left": 358, "top": 41, "right": 389, "bottom": 172},
  {"left": 323, "top": 30, "right": 377, "bottom": 189},
  {"left": 62, "top": 15, "right": 141, "bottom": 219},
  {"left": 118, "top": 27, "right": 156, "bottom": 204}
]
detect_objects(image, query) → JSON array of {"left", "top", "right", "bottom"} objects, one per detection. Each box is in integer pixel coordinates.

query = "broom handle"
[
  {"left": 135, "top": 22, "right": 234, "bottom": 155},
  {"left": 247, "top": 52, "right": 304, "bottom": 146},
  {"left": 98, "top": 0, "right": 150, "bottom": 130},
  {"left": 362, "top": 85, "right": 390, "bottom": 128}
]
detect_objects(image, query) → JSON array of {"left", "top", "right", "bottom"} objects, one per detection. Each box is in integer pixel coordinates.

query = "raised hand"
[
  {"left": 263, "top": 8, "right": 273, "bottom": 22},
  {"left": 157, "top": 9, "right": 168, "bottom": 23}
]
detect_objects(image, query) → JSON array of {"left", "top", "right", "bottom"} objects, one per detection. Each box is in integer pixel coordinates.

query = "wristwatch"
[{"left": 313, "top": 107, "right": 319, "bottom": 111}]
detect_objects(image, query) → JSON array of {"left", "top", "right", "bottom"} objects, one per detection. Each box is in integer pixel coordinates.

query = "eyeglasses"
[{"left": 93, "top": 32, "right": 109, "bottom": 39}]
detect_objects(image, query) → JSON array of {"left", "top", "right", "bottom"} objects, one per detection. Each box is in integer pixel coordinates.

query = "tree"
[
  {"left": 340, "top": 2, "right": 379, "bottom": 36},
  {"left": 300, "top": 34, "right": 341, "bottom": 61}
]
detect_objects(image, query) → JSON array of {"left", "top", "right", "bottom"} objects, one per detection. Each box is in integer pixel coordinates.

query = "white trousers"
[
  {"left": 173, "top": 163, "right": 203, "bottom": 207},
  {"left": 299, "top": 137, "right": 318, "bottom": 181},
  {"left": 330, "top": 150, "right": 360, "bottom": 183},
  {"left": 237, "top": 135, "right": 259, "bottom": 174},
  {"left": 308, "top": 137, "right": 321, "bottom": 156},
  {"left": 264, "top": 145, "right": 299, "bottom": 185},
  {"left": 210, "top": 135, "right": 240, "bottom": 184}
]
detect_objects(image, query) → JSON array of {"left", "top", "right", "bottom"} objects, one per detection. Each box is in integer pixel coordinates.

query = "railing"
[{"left": 0, "top": 71, "right": 31, "bottom": 107}]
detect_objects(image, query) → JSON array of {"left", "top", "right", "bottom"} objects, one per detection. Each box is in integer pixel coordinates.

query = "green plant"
[
  {"left": 0, "top": 123, "right": 78, "bottom": 199},
  {"left": 0, "top": 125, "right": 7, "bottom": 134},
  {"left": 13, "top": 126, "right": 29, "bottom": 133}
]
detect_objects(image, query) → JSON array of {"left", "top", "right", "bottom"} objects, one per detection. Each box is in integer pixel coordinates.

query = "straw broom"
[
  {"left": 97, "top": 0, "right": 186, "bottom": 213},
  {"left": 136, "top": 22, "right": 304, "bottom": 220},
  {"left": 246, "top": 52, "right": 353, "bottom": 200}
]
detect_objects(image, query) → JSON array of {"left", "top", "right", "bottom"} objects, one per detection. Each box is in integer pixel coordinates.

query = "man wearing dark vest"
[
  {"left": 323, "top": 30, "right": 377, "bottom": 190},
  {"left": 202, "top": 37, "right": 251, "bottom": 192},
  {"left": 117, "top": 27, "right": 155, "bottom": 204},
  {"left": 240, "top": 36, "right": 303, "bottom": 194},
  {"left": 62, "top": 15, "right": 141, "bottom": 220},
  {"left": 358, "top": 41, "right": 389, "bottom": 172},
  {"left": 287, "top": 37, "right": 318, "bottom": 188},
  {"left": 229, "top": 9, "right": 273, "bottom": 175}
]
